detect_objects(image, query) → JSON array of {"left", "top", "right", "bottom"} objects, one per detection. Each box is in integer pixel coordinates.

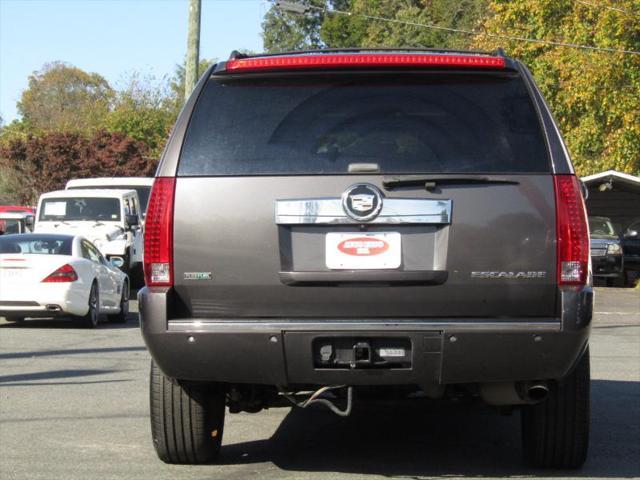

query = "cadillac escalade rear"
[{"left": 139, "top": 50, "right": 592, "bottom": 468}]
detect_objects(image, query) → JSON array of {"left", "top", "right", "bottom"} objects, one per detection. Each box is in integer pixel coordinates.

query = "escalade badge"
[{"left": 342, "top": 184, "right": 383, "bottom": 221}]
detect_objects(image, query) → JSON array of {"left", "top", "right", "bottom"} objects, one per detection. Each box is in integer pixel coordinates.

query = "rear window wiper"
[{"left": 382, "top": 175, "right": 520, "bottom": 191}]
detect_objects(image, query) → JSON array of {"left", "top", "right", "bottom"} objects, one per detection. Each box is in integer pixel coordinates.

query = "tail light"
[
  {"left": 554, "top": 175, "right": 590, "bottom": 285},
  {"left": 144, "top": 177, "right": 176, "bottom": 286},
  {"left": 42, "top": 264, "right": 78, "bottom": 283},
  {"left": 225, "top": 53, "right": 506, "bottom": 72}
]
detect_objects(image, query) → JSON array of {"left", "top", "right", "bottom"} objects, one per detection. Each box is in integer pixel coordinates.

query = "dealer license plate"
[{"left": 325, "top": 232, "right": 401, "bottom": 270}]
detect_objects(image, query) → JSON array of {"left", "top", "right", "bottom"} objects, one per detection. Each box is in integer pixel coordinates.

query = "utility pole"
[{"left": 185, "top": 0, "right": 201, "bottom": 101}]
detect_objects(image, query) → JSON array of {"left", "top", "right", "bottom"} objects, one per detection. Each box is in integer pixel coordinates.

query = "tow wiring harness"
[{"left": 280, "top": 385, "right": 353, "bottom": 417}]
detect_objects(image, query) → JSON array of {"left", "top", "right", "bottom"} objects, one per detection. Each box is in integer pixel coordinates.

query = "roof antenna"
[
  {"left": 228, "top": 50, "right": 248, "bottom": 60},
  {"left": 493, "top": 47, "right": 506, "bottom": 57}
]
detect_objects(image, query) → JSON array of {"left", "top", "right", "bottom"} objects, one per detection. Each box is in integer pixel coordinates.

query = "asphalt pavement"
[{"left": 0, "top": 288, "right": 638, "bottom": 480}]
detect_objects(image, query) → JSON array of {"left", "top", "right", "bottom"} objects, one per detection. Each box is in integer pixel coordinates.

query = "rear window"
[
  {"left": 0, "top": 236, "right": 72, "bottom": 255},
  {"left": 179, "top": 73, "right": 549, "bottom": 176}
]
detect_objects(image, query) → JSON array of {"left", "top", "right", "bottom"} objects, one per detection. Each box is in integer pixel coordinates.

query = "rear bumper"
[
  {"left": 623, "top": 255, "right": 640, "bottom": 271},
  {"left": 591, "top": 254, "right": 623, "bottom": 277},
  {"left": 0, "top": 302, "right": 63, "bottom": 319},
  {"left": 0, "top": 283, "right": 89, "bottom": 317},
  {"left": 138, "top": 287, "right": 592, "bottom": 387}
]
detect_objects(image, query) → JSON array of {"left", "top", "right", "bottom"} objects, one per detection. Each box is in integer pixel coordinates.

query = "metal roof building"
[{"left": 582, "top": 170, "right": 640, "bottom": 232}]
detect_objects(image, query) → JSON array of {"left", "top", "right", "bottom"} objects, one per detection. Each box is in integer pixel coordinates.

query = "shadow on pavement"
[
  {"left": 219, "top": 379, "right": 640, "bottom": 478},
  {"left": 0, "top": 346, "right": 146, "bottom": 360},
  {"left": 0, "top": 313, "right": 140, "bottom": 329},
  {"left": 0, "top": 369, "right": 119, "bottom": 384},
  {"left": 0, "top": 379, "right": 132, "bottom": 387}
]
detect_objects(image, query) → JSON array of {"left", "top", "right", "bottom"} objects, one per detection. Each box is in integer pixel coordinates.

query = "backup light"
[
  {"left": 144, "top": 177, "right": 176, "bottom": 286},
  {"left": 225, "top": 53, "right": 506, "bottom": 72},
  {"left": 42, "top": 264, "right": 78, "bottom": 283}
]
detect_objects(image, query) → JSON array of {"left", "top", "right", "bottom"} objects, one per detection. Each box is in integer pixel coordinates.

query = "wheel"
[
  {"left": 75, "top": 282, "right": 100, "bottom": 328},
  {"left": 624, "top": 270, "right": 637, "bottom": 287},
  {"left": 521, "top": 347, "right": 590, "bottom": 468},
  {"left": 108, "top": 281, "right": 129, "bottom": 323},
  {"left": 121, "top": 251, "right": 131, "bottom": 275},
  {"left": 150, "top": 360, "right": 226, "bottom": 464},
  {"left": 5, "top": 316, "right": 24, "bottom": 322},
  {"left": 130, "top": 263, "right": 145, "bottom": 289}
]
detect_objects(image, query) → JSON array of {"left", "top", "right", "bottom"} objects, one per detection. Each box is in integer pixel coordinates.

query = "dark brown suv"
[{"left": 139, "top": 49, "right": 592, "bottom": 468}]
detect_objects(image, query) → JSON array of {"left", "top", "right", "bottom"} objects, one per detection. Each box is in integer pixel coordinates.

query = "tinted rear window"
[
  {"left": 179, "top": 73, "right": 549, "bottom": 176},
  {"left": 0, "top": 235, "right": 72, "bottom": 255}
]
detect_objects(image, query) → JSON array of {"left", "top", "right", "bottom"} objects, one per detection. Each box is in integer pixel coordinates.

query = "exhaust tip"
[{"left": 526, "top": 384, "right": 549, "bottom": 402}]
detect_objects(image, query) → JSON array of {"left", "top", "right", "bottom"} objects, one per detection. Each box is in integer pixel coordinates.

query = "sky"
[{"left": 0, "top": 0, "right": 267, "bottom": 122}]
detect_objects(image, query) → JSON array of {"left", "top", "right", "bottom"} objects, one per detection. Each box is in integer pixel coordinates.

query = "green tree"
[
  {"left": 262, "top": 0, "right": 329, "bottom": 52},
  {"left": 262, "top": 0, "right": 488, "bottom": 51},
  {"left": 474, "top": 0, "right": 640, "bottom": 176},
  {"left": 169, "top": 58, "right": 215, "bottom": 114},
  {"left": 322, "top": 0, "right": 488, "bottom": 49},
  {"left": 17, "top": 62, "right": 113, "bottom": 132},
  {"left": 106, "top": 73, "right": 176, "bottom": 159}
]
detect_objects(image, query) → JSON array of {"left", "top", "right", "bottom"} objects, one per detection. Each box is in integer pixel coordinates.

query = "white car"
[
  {"left": 0, "top": 233, "right": 129, "bottom": 327},
  {"left": 66, "top": 177, "right": 153, "bottom": 218},
  {"left": 34, "top": 189, "right": 143, "bottom": 280}
]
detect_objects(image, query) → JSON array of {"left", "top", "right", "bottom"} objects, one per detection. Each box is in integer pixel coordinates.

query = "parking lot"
[{"left": 0, "top": 287, "right": 638, "bottom": 480}]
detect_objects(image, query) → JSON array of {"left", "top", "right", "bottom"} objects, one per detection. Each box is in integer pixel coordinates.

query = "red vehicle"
[{"left": 0, "top": 206, "right": 35, "bottom": 215}]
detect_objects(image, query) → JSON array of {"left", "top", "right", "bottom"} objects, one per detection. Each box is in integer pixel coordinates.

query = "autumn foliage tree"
[
  {"left": 0, "top": 131, "right": 155, "bottom": 204},
  {"left": 474, "top": 0, "right": 640, "bottom": 176},
  {"left": 17, "top": 62, "right": 113, "bottom": 133}
]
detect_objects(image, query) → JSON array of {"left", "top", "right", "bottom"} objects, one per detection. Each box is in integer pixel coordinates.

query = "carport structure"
[{"left": 582, "top": 170, "right": 640, "bottom": 234}]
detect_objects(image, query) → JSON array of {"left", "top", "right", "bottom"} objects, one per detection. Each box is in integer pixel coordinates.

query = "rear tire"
[
  {"left": 521, "top": 347, "right": 590, "bottom": 468},
  {"left": 624, "top": 270, "right": 637, "bottom": 287},
  {"left": 150, "top": 360, "right": 226, "bottom": 464},
  {"left": 107, "top": 281, "right": 129, "bottom": 323},
  {"left": 74, "top": 283, "right": 99, "bottom": 328}
]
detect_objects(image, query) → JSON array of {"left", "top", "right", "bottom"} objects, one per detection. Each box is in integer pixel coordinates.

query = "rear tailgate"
[
  {"left": 173, "top": 175, "right": 556, "bottom": 318},
  {"left": 170, "top": 62, "right": 557, "bottom": 320}
]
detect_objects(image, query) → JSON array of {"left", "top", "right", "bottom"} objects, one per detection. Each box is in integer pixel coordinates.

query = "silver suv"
[{"left": 139, "top": 49, "right": 592, "bottom": 468}]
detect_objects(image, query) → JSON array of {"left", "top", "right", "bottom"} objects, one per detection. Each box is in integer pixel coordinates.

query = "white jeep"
[
  {"left": 66, "top": 177, "right": 153, "bottom": 218},
  {"left": 34, "top": 189, "right": 143, "bottom": 278}
]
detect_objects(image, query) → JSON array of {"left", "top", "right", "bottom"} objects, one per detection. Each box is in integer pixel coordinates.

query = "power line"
[{"left": 273, "top": 1, "right": 640, "bottom": 56}]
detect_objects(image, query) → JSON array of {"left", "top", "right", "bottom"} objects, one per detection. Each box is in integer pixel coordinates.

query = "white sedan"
[{"left": 0, "top": 233, "right": 129, "bottom": 327}]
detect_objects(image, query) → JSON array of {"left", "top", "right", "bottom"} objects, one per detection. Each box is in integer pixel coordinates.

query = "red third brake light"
[
  {"left": 554, "top": 175, "right": 590, "bottom": 286},
  {"left": 225, "top": 53, "right": 506, "bottom": 72},
  {"left": 42, "top": 264, "right": 78, "bottom": 283},
  {"left": 144, "top": 177, "right": 176, "bottom": 287}
]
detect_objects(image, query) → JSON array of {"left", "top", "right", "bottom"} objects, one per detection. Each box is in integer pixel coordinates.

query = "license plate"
[
  {"left": 326, "top": 232, "right": 401, "bottom": 269},
  {"left": 0, "top": 269, "right": 24, "bottom": 279}
]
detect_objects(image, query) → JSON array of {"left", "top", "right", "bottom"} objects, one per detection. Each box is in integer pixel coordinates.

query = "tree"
[
  {"left": 262, "top": 0, "right": 329, "bottom": 52},
  {"left": 473, "top": 0, "right": 640, "bottom": 176},
  {"left": 322, "top": 0, "right": 488, "bottom": 49},
  {"left": 169, "top": 58, "right": 215, "bottom": 115},
  {"left": 17, "top": 62, "right": 113, "bottom": 133},
  {"left": 261, "top": 0, "right": 488, "bottom": 51},
  {"left": 106, "top": 73, "right": 176, "bottom": 159},
  {"left": 0, "top": 131, "right": 154, "bottom": 204}
]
